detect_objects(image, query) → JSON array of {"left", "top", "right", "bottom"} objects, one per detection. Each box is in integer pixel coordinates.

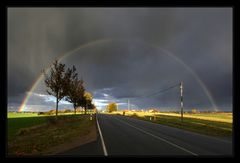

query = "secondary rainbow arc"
[{"left": 18, "top": 38, "right": 218, "bottom": 112}]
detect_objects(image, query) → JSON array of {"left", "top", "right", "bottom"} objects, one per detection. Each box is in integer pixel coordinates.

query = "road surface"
[{"left": 61, "top": 113, "right": 232, "bottom": 156}]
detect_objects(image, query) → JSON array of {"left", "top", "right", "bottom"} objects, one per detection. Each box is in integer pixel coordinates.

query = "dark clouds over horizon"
[{"left": 8, "top": 8, "right": 232, "bottom": 111}]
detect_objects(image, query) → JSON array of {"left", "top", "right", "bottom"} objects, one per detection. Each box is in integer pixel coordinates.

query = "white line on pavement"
[
  {"left": 114, "top": 116, "right": 198, "bottom": 156},
  {"left": 122, "top": 115, "right": 232, "bottom": 144},
  {"left": 96, "top": 114, "right": 108, "bottom": 156}
]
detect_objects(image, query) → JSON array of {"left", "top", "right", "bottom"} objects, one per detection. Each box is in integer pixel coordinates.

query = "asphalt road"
[
  {"left": 96, "top": 114, "right": 232, "bottom": 156},
  {"left": 61, "top": 113, "right": 232, "bottom": 156},
  {"left": 58, "top": 133, "right": 104, "bottom": 156}
]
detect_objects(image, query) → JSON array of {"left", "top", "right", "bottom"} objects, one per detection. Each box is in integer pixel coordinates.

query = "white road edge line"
[
  {"left": 122, "top": 115, "right": 232, "bottom": 144},
  {"left": 96, "top": 114, "right": 108, "bottom": 156},
  {"left": 114, "top": 116, "right": 198, "bottom": 156}
]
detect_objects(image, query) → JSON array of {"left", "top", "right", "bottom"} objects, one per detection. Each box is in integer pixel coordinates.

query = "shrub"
[
  {"left": 38, "top": 112, "right": 44, "bottom": 115},
  {"left": 64, "top": 109, "right": 72, "bottom": 113},
  {"left": 191, "top": 109, "right": 198, "bottom": 114},
  {"left": 132, "top": 113, "right": 138, "bottom": 118},
  {"left": 43, "top": 110, "right": 56, "bottom": 115}
]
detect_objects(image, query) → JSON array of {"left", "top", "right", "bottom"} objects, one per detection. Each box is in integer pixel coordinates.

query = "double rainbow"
[{"left": 18, "top": 38, "right": 218, "bottom": 112}]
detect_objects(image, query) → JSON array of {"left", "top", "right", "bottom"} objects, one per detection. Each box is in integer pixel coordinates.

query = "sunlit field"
[
  {"left": 112, "top": 111, "right": 232, "bottom": 123},
  {"left": 108, "top": 111, "right": 232, "bottom": 137},
  {"left": 7, "top": 111, "right": 91, "bottom": 118},
  {"left": 8, "top": 112, "right": 40, "bottom": 118}
]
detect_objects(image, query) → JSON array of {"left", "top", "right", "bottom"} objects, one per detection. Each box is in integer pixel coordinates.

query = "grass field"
[
  {"left": 115, "top": 111, "right": 232, "bottom": 123},
  {"left": 7, "top": 112, "right": 89, "bottom": 118},
  {"left": 8, "top": 112, "right": 39, "bottom": 118},
  {"left": 158, "top": 112, "right": 232, "bottom": 123},
  {"left": 8, "top": 116, "right": 48, "bottom": 140},
  {"left": 7, "top": 112, "right": 95, "bottom": 155},
  {"left": 109, "top": 111, "right": 232, "bottom": 137}
]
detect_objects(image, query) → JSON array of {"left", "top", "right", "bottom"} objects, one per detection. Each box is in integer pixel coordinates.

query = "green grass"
[
  {"left": 7, "top": 113, "right": 95, "bottom": 155},
  {"left": 7, "top": 111, "right": 95, "bottom": 118},
  {"left": 129, "top": 113, "right": 232, "bottom": 137},
  {"left": 156, "top": 112, "right": 232, "bottom": 123},
  {"left": 8, "top": 116, "right": 49, "bottom": 139},
  {"left": 110, "top": 111, "right": 232, "bottom": 123},
  {"left": 183, "top": 113, "right": 232, "bottom": 123},
  {"left": 8, "top": 112, "right": 41, "bottom": 118},
  {"left": 7, "top": 112, "right": 93, "bottom": 138}
]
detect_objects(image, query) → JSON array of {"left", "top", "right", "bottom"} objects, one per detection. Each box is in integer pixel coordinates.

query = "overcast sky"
[{"left": 8, "top": 8, "right": 232, "bottom": 111}]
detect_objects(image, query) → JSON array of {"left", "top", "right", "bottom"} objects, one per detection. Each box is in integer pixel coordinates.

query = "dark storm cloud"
[
  {"left": 8, "top": 8, "right": 232, "bottom": 111},
  {"left": 60, "top": 38, "right": 229, "bottom": 110},
  {"left": 162, "top": 8, "right": 232, "bottom": 108}
]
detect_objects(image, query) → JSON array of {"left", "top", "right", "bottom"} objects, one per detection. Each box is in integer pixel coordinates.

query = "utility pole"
[
  {"left": 128, "top": 99, "right": 130, "bottom": 110},
  {"left": 129, "top": 99, "right": 131, "bottom": 110},
  {"left": 180, "top": 82, "right": 184, "bottom": 123}
]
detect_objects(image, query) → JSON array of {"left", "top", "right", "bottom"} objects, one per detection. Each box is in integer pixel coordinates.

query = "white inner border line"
[
  {"left": 114, "top": 116, "right": 198, "bottom": 156},
  {"left": 96, "top": 113, "right": 108, "bottom": 156},
  {"left": 123, "top": 115, "right": 232, "bottom": 144}
]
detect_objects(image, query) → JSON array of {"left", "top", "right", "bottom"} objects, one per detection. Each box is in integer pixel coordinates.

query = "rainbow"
[
  {"left": 141, "top": 41, "right": 219, "bottom": 111},
  {"left": 18, "top": 38, "right": 218, "bottom": 112},
  {"left": 18, "top": 38, "right": 111, "bottom": 112},
  {"left": 18, "top": 74, "right": 44, "bottom": 112}
]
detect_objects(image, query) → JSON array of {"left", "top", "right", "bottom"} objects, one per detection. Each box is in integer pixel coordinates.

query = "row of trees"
[{"left": 43, "top": 60, "right": 95, "bottom": 116}]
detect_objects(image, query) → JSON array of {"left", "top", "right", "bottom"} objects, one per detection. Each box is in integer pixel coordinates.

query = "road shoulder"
[{"left": 45, "top": 118, "right": 97, "bottom": 155}]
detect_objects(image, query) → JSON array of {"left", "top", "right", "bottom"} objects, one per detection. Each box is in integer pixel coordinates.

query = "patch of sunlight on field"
[
  {"left": 8, "top": 112, "right": 40, "bottom": 118},
  {"left": 8, "top": 111, "right": 92, "bottom": 119},
  {"left": 110, "top": 111, "right": 232, "bottom": 123},
  {"left": 154, "top": 112, "right": 232, "bottom": 123},
  {"left": 108, "top": 110, "right": 232, "bottom": 137},
  {"left": 182, "top": 113, "right": 232, "bottom": 123}
]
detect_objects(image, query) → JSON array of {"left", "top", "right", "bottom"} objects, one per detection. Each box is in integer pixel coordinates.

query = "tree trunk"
[
  {"left": 56, "top": 97, "right": 58, "bottom": 117},
  {"left": 74, "top": 107, "right": 76, "bottom": 115},
  {"left": 85, "top": 105, "right": 87, "bottom": 115}
]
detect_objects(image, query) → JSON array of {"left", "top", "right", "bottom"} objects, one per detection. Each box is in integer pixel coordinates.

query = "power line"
[
  {"left": 140, "top": 83, "right": 179, "bottom": 98},
  {"left": 124, "top": 83, "right": 179, "bottom": 101}
]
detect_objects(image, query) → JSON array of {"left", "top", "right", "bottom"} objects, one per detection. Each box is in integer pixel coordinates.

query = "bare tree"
[
  {"left": 64, "top": 66, "right": 85, "bottom": 114},
  {"left": 43, "top": 60, "right": 67, "bottom": 117}
]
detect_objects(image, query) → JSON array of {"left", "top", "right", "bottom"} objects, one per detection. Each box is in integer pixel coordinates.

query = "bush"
[
  {"left": 191, "top": 109, "right": 198, "bottom": 114},
  {"left": 43, "top": 110, "right": 56, "bottom": 115},
  {"left": 64, "top": 109, "right": 72, "bottom": 113},
  {"left": 38, "top": 112, "right": 44, "bottom": 115},
  {"left": 131, "top": 113, "right": 138, "bottom": 118}
]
